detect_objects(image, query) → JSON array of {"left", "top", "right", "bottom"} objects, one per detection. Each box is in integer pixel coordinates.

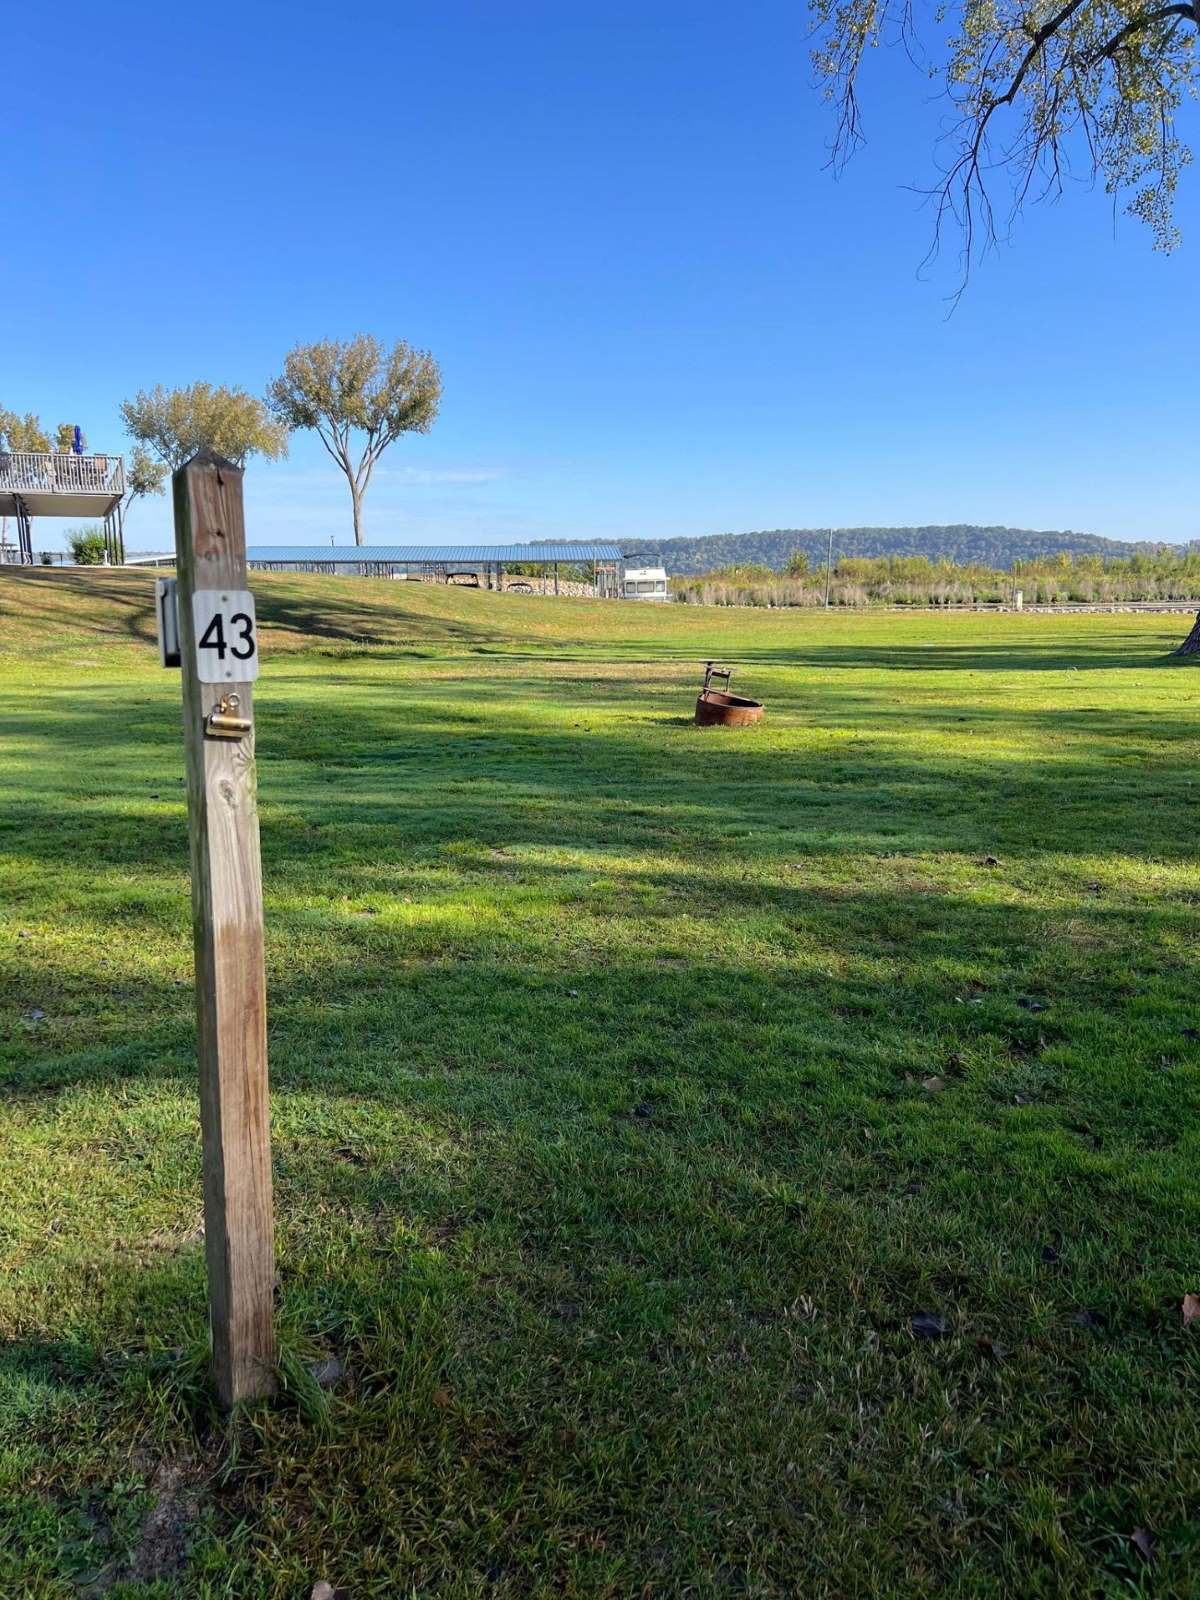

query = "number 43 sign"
[{"left": 192, "top": 590, "right": 260, "bottom": 683}]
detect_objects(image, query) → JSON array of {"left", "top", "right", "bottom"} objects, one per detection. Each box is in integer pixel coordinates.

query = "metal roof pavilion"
[{"left": 245, "top": 542, "right": 624, "bottom": 565}]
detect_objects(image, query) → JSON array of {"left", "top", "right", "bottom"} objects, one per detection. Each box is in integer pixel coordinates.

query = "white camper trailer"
[{"left": 622, "top": 565, "right": 669, "bottom": 601}]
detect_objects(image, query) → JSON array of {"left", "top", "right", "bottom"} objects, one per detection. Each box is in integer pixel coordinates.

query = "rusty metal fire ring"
[{"left": 695, "top": 689, "right": 764, "bottom": 727}]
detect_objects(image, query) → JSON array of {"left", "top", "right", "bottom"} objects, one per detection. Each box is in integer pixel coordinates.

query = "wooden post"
[{"left": 173, "top": 451, "right": 275, "bottom": 1407}]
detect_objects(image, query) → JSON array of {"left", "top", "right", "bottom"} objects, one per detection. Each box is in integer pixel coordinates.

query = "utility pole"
[{"left": 824, "top": 528, "right": 834, "bottom": 609}]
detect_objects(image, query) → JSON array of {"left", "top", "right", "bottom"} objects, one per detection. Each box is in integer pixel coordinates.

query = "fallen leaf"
[
  {"left": 432, "top": 1388, "right": 451, "bottom": 1408},
  {"left": 632, "top": 1103, "right": 653, "bottom": 1119},
  {"left": 911, "top": 1312, "right": 945, "bottom": 1339},
  {"left": 922, "top": 1076, "right": 949, "bottom": 1093},
  {"left": 1130, "top": 1527, "right": 1156, "bottom": 1563},
  {"left": 25, "top": 1007, "right": 45, "bottom": 1021},
  {"left": 309, "top": 1357, "right": 344, "bottom": 1389},
  {"left": 1016, "top": 997, "right": 1047, "bottom": 1012},
  {"left": 1182, "top": 1293, "right": 1200, "bottom": 1326},
  {"left": 311, "top": 1583, "right": 336, "bottom": 1600},
  {"left": 1014, "top": 1092, "right": 1035, "bottom": 1105},
  {"left": 975, "top": 1336, "right": 1007, "bottom": 1360}
]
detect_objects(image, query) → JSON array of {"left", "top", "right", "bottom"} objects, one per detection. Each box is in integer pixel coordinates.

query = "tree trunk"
[
  {"left": 1175, "top": 611, "right": 1200, "bottom": 655},
  {"left": 351, "top": 488, "right": 364, "bottom": 546}
]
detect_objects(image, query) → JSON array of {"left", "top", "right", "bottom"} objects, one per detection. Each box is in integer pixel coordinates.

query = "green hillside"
[{"left": 610, "top": 524, "right": 1191, "bottom": 573}]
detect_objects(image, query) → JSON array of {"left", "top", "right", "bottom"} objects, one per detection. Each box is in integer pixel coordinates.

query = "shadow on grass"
[
  {"left": 4, "top": 927, "right": 1200, "bottom": 1597},
  {"left": 5, "top": 569, "right": 1195, "bottom": 671},
  {"left": 0, "top": 569, "right": 160, "bottom": 645},
  {"left": 3, "top": 672, "right": 1197, "bottom": 880}
]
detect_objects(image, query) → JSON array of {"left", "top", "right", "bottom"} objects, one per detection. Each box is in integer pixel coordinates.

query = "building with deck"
[{"left": 0, "top": 452, "right": 126, "bottom": 564}]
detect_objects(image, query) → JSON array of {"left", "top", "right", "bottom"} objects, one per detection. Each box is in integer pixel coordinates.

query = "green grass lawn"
[{"left": 2, "top": 569, "right": 1199, "bottom": 1598}]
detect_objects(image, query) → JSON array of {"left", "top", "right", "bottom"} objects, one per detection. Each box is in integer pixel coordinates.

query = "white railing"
[{"left": 0, "top": 451, "right": 125, "bottom": 497}]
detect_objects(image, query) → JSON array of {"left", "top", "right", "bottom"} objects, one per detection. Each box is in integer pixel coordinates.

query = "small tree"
[
  {"left": 112, "top": 445, "right": 169, "bottom": 562},
  {"left": 0, "top": 409, "right": 51, "bottom": 453},
  {"left": 53, "top": 422, "right": 88, "bottom": 454},
  {"left": 67, "top": 526, "right": 107, "bottom": 565},
  {"left": 267, "top": 335, "right": 442, "bottom": 544},
  {"left": 784, "top": 549, "right": 810, "bottom": 577},
  {"left": 120, "top": 382, "right": 289, "bottom": 471}
]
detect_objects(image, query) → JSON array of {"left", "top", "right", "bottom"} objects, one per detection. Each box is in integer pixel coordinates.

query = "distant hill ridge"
[{"left": 579, "top": 526, "right": 1191, "bottom": 574}]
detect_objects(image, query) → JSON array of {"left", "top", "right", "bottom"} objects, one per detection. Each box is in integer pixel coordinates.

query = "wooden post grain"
[{"left": 173, "top": 452, "right": 275, "bottom": 1407}]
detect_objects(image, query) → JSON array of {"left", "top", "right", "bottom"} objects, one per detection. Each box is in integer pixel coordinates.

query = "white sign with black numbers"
[{"left": 191, "top": 590, "right": 260, "bottom": 683}]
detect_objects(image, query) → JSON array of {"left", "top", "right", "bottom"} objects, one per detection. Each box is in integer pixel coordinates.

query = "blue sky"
[{"left": 7, "top": 0, "right": 1197, "bottom": 551}]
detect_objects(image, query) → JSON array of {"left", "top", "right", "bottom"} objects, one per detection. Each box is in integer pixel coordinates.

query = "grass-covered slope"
[{"left": 1, "top": 570, "right": 1198, "bottom": 1597}]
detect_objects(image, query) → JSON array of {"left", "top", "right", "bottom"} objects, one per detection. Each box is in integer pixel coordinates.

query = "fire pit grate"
[{"left": 694, "top": 661, "right": 764, "bottom": 727}]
